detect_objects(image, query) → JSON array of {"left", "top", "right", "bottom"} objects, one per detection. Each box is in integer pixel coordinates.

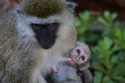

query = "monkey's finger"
[
  {"left": 68, "top": 56, "right": 80, "bottom": 66},
  {"left": 68, "top": 58, "right": 76, "bottom": 65},
  {"left": 52, "top": 66, "right": 59, "bottom": 73},
  {"left": 73, "top": 56, "right": 81, "bottom": 64}
]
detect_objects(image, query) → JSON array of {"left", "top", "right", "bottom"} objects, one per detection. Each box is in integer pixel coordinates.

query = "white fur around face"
[
  {"left": 16, "top": 13, "right": 62, "bottom": 44},
  {"left": 15, "top": 12, "right": 64, "bottom": 43},
  {"left": 15, "top": 10, "right": 76, "bottom": 83}
]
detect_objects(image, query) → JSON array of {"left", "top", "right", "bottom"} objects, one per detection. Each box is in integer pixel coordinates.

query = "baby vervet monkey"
[
  {"left": 0, "top": 0, "right": 77, "bottom": 83},
  {"left": 50, "top": 42, "right": 93, "bottom": 83}
]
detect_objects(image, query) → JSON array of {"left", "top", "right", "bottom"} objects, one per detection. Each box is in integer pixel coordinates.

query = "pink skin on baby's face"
[{"left": 69, "top": 42, "right": 90, "bottom": 70}]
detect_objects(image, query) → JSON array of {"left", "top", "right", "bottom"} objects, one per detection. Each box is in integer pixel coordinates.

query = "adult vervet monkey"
[{"left": 0, "top": 0, "right": 77, "bottom": 83}]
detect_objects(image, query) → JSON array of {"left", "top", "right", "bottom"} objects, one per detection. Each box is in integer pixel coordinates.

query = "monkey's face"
[
  {"left": 16, "top": 13, "right": 62, "bottom": 49},
  {"left": 30, "top": 23, "right": 59, "bottom": 49},
  {"left": 15, "top": 0, "right": 76, "bottom": 50}
]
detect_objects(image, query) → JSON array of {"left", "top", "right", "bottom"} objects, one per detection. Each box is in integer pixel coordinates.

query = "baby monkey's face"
[
  {"left": 70, "top": 42, "right": 91, "bottom": 71},
  {"left": 52, "top": 42, "right": 91, "bottom": 73},
  {"left": 50, "top": 42, "right": 91, "bottom": 83}
]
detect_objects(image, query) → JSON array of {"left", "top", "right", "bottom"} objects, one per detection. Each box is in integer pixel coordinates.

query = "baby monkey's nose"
[
  {"left": 81, "top": 56, "right": 85, "bottom": 61},
  {"left": 76, "top": 49, "right": 81, "bottom": 54}
]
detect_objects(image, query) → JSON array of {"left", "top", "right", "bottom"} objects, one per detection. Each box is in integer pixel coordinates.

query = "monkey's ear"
[
  {"left": 66, "top": 1, "right": 77, "bottom": 13},
  {"left": 2, "top": 0, "right": 21, "bottom": 10},
  {"left": 5, "top": 0, "right": 21, "bottom": 6}
]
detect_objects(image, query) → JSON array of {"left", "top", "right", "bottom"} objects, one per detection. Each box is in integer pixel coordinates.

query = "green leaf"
[
  {"left": 111, "top": 13, "right": 117, "bottom": 20},
  {"left": 111, "top": 56, "right": 119, "bottom": 64},
  {"left": 97, "top": 17, "right": 107, "bottom": 25},
  {"left": 94, "top": 71, "right": 103, "bottom": 83},
  {"left": 74, "top": 18, "right": 81, "bottom": 27},
  {"left": 102, "top": 76, "right": 113, "bottom": 83},
  {"left": 104, "top": 11, "right": 110, "bottom": 19},
  {"left": 79, "top": 11, "right": 91, "bottom": 22},
  {"left": 103, "top": 37, "right": 113, "bottom": 50}
]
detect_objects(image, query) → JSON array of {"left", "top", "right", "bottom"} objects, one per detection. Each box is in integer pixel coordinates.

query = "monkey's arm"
[
  {"left": 77, "top": 69, "right": 93, "bottom": 83},
  {"left": 51, "top": 64, "right": 82, "bottom": 83},
  {"left": 82, "top": 69, "right": 93, "bottom": 83}
]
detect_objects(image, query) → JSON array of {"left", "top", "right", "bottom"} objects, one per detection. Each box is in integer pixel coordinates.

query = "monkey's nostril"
[
  {"left": 81, "top": 56, "right": 85, "bottom": 60},
  {"left": 76, "top": 49, "right": 80, "bottom": 54}
]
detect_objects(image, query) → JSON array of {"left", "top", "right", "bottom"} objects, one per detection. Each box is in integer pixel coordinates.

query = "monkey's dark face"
[{"left": 31, "top": 23, "right": 59, "bottom": 49}]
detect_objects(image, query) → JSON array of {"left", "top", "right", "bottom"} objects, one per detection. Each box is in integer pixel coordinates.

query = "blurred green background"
[{"left": 75, "top": 0, "right": 125, "bottom": 83}]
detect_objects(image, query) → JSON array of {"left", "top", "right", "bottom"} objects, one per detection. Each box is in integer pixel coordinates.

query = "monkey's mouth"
[{"left": 31, "top": 23, "right": 59, "bottom": 49}]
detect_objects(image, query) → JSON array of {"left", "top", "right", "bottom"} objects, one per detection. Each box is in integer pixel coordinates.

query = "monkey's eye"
[
  {"left": 15, "top": 9, "right": 23, "bottom": 14},
  {"left": 31, "top": 23, "right": 59, "bottom": 31},
  {"left": 31, "top": 24, "right": 44, "bottom": 30},
  {"left": 48, "top": 23, "right": 59, "bottom": 32}
]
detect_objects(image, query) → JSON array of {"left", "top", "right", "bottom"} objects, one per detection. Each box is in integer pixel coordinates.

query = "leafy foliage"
[{"left": 75, "top": 11, "right": 125, "bottom": 83}]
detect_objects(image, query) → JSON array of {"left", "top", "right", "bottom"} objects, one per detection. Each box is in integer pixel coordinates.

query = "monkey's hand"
[
  {"left": 51, "top": 58, "right": 72, "bottom": 73},
  {"left": 52, "top": 66, "right": 59, "bottom": 73},
  {"left": 69, "top": 42, "right": 91, "bottom": 71}
]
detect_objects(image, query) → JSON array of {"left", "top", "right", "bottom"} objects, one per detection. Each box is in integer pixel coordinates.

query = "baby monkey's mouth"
[{"left": 31, "top": 23, "right": 59, "bottom": 49}]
